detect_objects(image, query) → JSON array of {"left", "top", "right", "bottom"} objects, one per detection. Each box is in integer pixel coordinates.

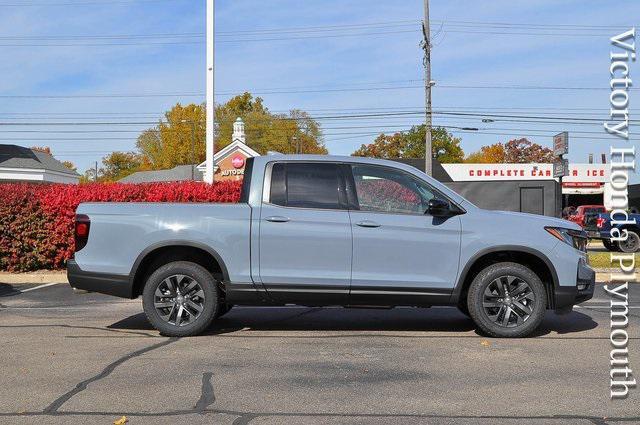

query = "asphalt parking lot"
[{"left": 1, "top": 281, "right": 638, "bottom": 425}]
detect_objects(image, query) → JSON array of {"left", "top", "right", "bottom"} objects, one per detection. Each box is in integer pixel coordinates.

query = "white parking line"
[
  {"left": 19, "top": 282, "right": 61, "bottom": 293},
  {"left": 576, "top": 305, "right": 640, "bottom": 309}
]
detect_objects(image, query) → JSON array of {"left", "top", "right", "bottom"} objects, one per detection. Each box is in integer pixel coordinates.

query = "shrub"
[{"left": 0, "top": 181, "right": 241, "bottom": 272}]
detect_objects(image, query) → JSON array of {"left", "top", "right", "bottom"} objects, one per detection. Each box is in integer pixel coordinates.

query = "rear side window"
[{"left": 269, "top": 162, "right": 343, "bottom": 210}]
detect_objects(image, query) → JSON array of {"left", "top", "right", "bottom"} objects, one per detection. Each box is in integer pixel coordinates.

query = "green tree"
[{"left": 352, "top": 125, "right": 464, "bottom": 163}]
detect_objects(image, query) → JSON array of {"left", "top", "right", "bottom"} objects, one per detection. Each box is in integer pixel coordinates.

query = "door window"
[
  {"left": 351, "top": 164, "right": 438, "bottom": 214},
  {"left": 269, "top": 162, "right": 343, "bottom": 210}
]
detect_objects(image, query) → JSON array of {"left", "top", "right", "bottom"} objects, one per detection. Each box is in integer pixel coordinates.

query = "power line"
[{"left": 0, "top": 0, "right": 177, "bottom": 6}]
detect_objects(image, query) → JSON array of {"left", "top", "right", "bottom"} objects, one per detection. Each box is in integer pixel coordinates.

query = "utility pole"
[
  {"left": 205, "top": 0, "right": 215, "bottom": 183},
  {"left": 422, "top": 0, "right": 433, "bottom": 176},
  {"left": 94, "top": 161, "right": 98, "bottom": 182}
]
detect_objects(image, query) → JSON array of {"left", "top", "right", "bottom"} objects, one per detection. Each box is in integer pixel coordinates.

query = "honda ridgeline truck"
[{"left": 68, "top": 155, "right": 595, "bottom": 337}]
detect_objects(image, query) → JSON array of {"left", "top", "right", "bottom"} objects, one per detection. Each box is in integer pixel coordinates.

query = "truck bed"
[{"left": 74, "top": 202, "right": 252, "bottom": 283}]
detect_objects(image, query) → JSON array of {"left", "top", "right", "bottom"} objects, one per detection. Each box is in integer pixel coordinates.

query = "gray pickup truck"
[{"left": 68, "top": 155, "right": 594, "bottom": 337}]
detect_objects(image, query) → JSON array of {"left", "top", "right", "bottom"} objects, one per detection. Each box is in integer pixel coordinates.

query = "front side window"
[
  {"left": 269, "top": 162, "right": 342, "bottom": 209},
  {"left": 351, "top": 164, "right": 438, "bottom": 214}
]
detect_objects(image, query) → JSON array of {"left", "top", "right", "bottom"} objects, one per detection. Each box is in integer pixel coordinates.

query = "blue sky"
[{"left": 0, "top": 0, "right": 638, "bottom": 178}]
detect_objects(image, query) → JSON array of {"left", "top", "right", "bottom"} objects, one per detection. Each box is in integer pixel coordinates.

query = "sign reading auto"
[
  {"left": 221, "top": 155, "right": 246, "bottom": 177},
  {"left": 443, "top": 163, "right": 608, "bottom": 183},
  {"left": 215, "top": 153, "right": 250, "bottom": 181}
]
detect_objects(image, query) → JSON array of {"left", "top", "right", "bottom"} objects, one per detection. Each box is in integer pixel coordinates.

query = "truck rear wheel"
[
  {"left": 467, "top": 262, "right": 547, "bottom": 338},
  {"left": 142, "top": 261, "right": 219, "bottom": 337},
  {"left": 603, "top": 239, "right": 620, "bottom": 252}
]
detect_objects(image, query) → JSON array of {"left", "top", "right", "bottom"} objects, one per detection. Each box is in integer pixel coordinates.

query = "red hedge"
[{"left": 0, "top": 181, "right": 241, "bottom": 272}]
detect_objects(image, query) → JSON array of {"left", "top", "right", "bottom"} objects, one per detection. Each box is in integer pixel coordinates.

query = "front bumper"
[
  {"left": 554, "top": 258, "right": 595, "bottom": 311},
  {"left": 67, "top": 259, "right": 134, "bottom": 298}
]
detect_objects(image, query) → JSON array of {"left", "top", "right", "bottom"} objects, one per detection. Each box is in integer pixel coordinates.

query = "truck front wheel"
[
  {"left": 618, "top": 230, "right": 640, "bottom": 253},
  {"left": 467, "top": 262, "right": 547, "bottom": 338},
  {"left": 142, "top": 261, "right": 219, "bottom": 337}
]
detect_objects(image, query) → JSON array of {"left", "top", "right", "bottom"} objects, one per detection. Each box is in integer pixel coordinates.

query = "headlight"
[{"left": 545, "top": 227, "right": 588, "bottom": 252}]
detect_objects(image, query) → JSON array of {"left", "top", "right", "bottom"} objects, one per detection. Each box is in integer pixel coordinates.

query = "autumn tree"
[
  {"left": 99, "top": 151, "right": 144, "bottom": 182},
  {"left": 30, "top": 146, "right": 52, "bottom": 154},
  {"left": 503, "top": 138, "right": 555, "bottom": 163},
  {"left": 214, "top": 93, "right": 326, "bottom": 155},
  {"left": 135, "top": 94, "right": 326, "bottom": 171},
  {"left": 465, "top": 139, "right": 554, "bottom": 163},
  {"left": 136, "top": 103, "right": 206, "bottom": 171},
  {"left": 62, "top": 161, "right": 77, "bottom": 171},
  {"left": 352, "top": 125, "right": 464, "bottom": 163},
  {"left": 464, "top": 143, "right": 505, "bottom": 163}
]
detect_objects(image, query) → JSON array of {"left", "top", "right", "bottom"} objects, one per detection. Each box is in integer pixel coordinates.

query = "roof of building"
[
  {"left": 119, "top": 164, "right": 203, "bottom": 183},
  {"left": 0, "top": 144, "right": 80, "bottom": 176}
]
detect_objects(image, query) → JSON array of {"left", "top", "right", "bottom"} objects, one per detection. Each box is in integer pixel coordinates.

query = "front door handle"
[
  {"left": 265, "top": 216, "right": 290, "bottom": 223},
  {"left": 356, "top": 220, "right": 381, "bottom": 228}
]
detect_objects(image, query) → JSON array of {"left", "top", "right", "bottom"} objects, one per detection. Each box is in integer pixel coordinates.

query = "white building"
[{"left": 0, "top": 144, "right": 80, "bottom": 184}]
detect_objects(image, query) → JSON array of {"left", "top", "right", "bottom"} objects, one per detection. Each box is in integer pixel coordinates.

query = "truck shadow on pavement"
[{"left": 108, "top": 306, "right": 598, "bottom": 338}]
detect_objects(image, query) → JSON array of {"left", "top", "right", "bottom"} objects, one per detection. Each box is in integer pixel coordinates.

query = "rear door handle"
[
  {"left": 356, "top": 220, "right": 381, "bottom": 228},
  {"left": 265, "top": 216, "right": 290, "bottom": 223}
]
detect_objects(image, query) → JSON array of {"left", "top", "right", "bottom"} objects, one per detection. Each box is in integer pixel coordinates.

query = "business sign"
[
  {"left": 553, "top": 132, "right": 569, "bottom": 156},
  {"left": 216, "top": 152, "right": 250, "bottom": 180},
  {"left": 442, "top": 163, "right": 607, "bottom": 182},
  {"left": 553, "top": 158, "right": 569, "bottom": 178},
  {"left": 231, "top": 155, "right": 245, "bottom": 169}
]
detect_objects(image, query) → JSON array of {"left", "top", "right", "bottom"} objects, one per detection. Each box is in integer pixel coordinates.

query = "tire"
[
  {"left": 142, "top": 261, "right": 219, "bottom": 337},
  {"left": 618, "top": 230, "right": 640, "bottom": 253},
  {"left": 467, "top": 262, "right": 547, "bottom": 338},
  {"left": 603, "top": 239, "right": 620, "bottom": 252}
]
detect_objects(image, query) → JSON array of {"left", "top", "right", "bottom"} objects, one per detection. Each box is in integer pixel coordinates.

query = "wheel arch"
[
  {"left": 451, "top": 246, "right": 559, "bottom": 309},
  {"left": 129, "top": 241, "right": 230, "bottom": 298}
]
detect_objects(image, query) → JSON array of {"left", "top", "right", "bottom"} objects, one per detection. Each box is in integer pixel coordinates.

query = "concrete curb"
[
  {"left": 0, "top": 272, "right": 68, "bottom": 285},
  {"left": 595, "top": 271, "right": 638, "bottom": 283}
]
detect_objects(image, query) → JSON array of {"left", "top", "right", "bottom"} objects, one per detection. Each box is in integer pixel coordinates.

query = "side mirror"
[{"left": 427, "top": 198, "right": 451, "bottom": 217}]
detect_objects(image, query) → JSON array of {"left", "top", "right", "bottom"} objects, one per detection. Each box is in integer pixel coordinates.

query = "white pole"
[{"left": 205, "top": 0, "right": 215, "bottom": 183}]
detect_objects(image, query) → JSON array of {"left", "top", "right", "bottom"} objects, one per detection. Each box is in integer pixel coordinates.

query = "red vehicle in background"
[{"left": 567, "top": 205, "right": 606, "bottom": 228}]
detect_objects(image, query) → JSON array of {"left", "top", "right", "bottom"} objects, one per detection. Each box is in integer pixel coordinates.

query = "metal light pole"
[
  {"left": 205, "top": 0, "right": 215, "bottom": 183},
  {"left": 181, "top": 119, "right": 196, "bottom": 180},
  {"left": 422, "top": 0, "right": 433, "bottom": 176},
  {"left": 292, "top": 135, "right": 300, "bottom": 154}
]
